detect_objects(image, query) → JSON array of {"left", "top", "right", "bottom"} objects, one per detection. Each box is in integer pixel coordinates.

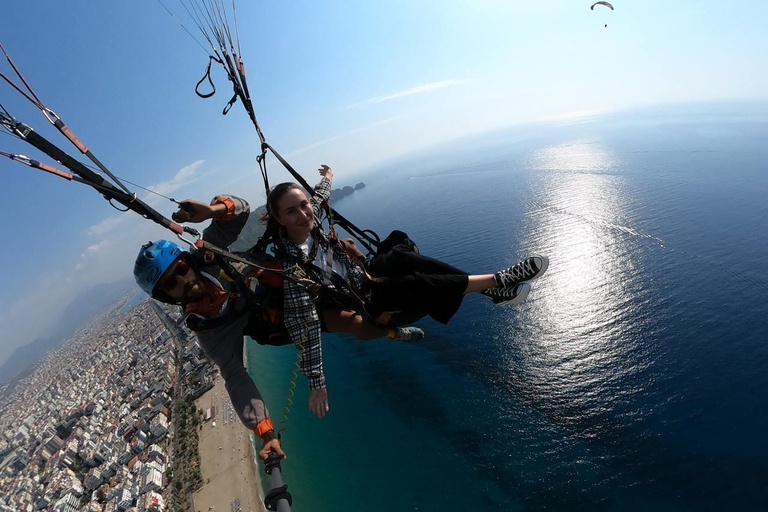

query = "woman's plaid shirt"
[{"left": 276, "top": 176, "right": 368, "bottom": 390}]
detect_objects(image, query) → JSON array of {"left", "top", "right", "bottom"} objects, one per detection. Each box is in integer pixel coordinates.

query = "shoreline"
[{"left": 193, "top": 376, "right": 266, "bottom": 512}]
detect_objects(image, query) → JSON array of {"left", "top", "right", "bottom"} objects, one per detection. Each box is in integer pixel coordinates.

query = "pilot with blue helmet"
[{"left": 134, "top": 195, "right": 285, "bottom": 460}]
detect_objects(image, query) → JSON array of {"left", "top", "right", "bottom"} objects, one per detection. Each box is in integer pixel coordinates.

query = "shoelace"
[
  {"left": 499, "top": 285, "right": 519, "bottom": 295},
  {"left": 486, "top": 285, "right": 520, "bottom": 298},
  {"left": 499, "top": 259, "right": 536, "bottom": 286}
]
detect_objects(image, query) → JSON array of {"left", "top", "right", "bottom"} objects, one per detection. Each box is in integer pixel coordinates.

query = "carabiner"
[
  {"left": 10, "top": 153, "right": 33, "bottom": 166},
  {"left": 41, "top": 107, "right": 61, "bottom": 126}
]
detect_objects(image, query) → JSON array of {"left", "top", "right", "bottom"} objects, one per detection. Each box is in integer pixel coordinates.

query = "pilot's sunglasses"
[{"left": 157, "top": 258, "right": 191, "bottom": 292}]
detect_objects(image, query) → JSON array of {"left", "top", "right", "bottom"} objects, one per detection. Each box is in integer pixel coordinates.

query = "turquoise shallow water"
[{"left": 245, "top": 103, "right": 768, "bottom": 512}]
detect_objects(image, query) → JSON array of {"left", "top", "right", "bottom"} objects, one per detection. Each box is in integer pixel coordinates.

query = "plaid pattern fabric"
[{"left": 277, "top": 177, "right": 369, "bottom": 390}]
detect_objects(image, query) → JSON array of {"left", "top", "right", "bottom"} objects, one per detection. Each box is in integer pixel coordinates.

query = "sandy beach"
[{"left": 193, "top": 377, "right": 266, "bottom": 512}]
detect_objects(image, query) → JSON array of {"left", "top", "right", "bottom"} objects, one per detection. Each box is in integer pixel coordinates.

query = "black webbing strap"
[
  {"left": 195, "top": 56, "right": 217, "bottom": 99},
  {"left": 252, "top": 225, "right": 277, "bottom": 255},
  {"left": 221, "top": 50, "right": 248, "bottom": 118},
  {"left": 265, "top": 143, "right": 313, "bottom": 193},
  {"left": 226, "top": 53, "right": 260, "bottom": 136}
]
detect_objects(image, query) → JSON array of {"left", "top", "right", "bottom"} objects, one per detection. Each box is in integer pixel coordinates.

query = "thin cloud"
[
  {"left": 286, "top": 115, "right": 406, "bottom": 158},
  {"left": 88, "top": 215, "right": 124, "bottom": 237},
  {"left": 81, "top": 242, "right": 108, "bottom": 257},
  {"left": 147, "top": 160, "right": 205, "bottom": 197},
  {"left": 87, "top": 160, "right": 207, "bottom": 236},
  {"left": 346, "top": 79, "right": 465, "bottom": 109},
  {"left": 75, "top": 240, "right": 114, "bottom": 271}
]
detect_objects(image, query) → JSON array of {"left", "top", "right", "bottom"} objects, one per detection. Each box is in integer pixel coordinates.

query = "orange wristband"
[
  {"left": 254, "top": 418, "right": 274, "bottom": 437},
  {"left": 211, "top": 196, "right": 236, "bottom": 219}
]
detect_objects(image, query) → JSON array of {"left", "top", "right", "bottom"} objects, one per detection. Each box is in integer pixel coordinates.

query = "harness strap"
[
  {"left": 323, "top": 241, "right": 335, "bottom": 287},
  {"left": 186, "top": 303, "right": 248, "bottom": 331},
  {"left": 304, "top": 233, "right": 336, "bottom": 288},
  {"left": 279, "top": 246, "right": 374, "bottom": 321}
]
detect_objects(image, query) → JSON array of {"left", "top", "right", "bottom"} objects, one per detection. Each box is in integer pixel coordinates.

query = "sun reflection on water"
[{"left": 501, "top": 140, "right": 652, "bottom": 436}]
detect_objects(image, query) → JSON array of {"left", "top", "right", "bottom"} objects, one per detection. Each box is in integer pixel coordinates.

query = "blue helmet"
[{"left": 134, "top": 240, "right": 187, "bottom": 295}]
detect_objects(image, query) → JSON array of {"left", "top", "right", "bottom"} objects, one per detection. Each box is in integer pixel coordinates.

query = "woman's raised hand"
[{"left": 318, "top": 164, "right": 333, "bottom": 181}]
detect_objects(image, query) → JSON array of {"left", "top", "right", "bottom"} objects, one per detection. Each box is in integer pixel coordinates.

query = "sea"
[
  {"left": 244, "top": 101, "right": 768, "bottom": 512},
  {"left": 118, "top": 290, "right": 147, "bottom": 314}
]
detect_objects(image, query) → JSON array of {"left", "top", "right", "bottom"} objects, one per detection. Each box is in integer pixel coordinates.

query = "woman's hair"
[{"left": 261, "top": 182, "right": 303, "bottom": 232}]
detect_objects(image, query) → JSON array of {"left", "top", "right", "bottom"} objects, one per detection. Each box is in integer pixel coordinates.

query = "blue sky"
[{"left": 1, "top": 0, "right": 767, "bottom": 363}]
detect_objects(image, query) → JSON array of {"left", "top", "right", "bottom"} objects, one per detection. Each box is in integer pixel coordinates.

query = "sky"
[{"left": 1, "top": 0, "right": 767, "bottom": 364}]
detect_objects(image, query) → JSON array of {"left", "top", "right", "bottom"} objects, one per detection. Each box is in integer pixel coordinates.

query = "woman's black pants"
[{"left": 367, "top": 244, "right": 469, "bottom": 325}]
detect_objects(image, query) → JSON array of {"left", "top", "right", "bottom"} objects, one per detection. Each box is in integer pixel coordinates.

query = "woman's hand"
[
  {"left": 375, "top": 311, "right": 400, "bottom": 326},
  {"left": 318, "top": 164, "right": 333, "bottom": 181},
  {"left": 308, "top": 388, "right": 330, "bottom": 419},
  {"left": 172, "top": 199, "right": 225, "bottom": 224},
  {"left": 342, "top": 238, "right": 364, "bottom": 260}
]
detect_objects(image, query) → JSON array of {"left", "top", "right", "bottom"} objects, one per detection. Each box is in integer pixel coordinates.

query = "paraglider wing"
[{"left": 590, "top": 1, "right": 614, "bottom": 10}]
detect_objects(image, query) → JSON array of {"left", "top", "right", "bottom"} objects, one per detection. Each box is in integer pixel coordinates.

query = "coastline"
[{"left": 193, "top": 376, "right": 266, "bottom": 512}]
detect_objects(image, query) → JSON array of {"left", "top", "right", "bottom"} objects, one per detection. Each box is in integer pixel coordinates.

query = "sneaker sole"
[
  {"left": 529, "top": 254, "right": 549, "bottom": 281},
  {"left": 494, "top": 282, "right": 531, "bottom": 306}
]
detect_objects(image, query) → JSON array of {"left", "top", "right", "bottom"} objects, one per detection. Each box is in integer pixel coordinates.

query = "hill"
[{"left": 0, "top": 278, "right": 135, "bottom": 385}]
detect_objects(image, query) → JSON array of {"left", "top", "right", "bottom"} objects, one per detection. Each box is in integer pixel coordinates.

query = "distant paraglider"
[
  {"left": 590, "top": 1, "right": 614, "bottom": 28},
  {"left": 590, "top": 1, "right": 614, "bottom": 10}
]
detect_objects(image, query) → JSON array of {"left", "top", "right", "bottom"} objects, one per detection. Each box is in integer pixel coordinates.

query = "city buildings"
[{"left": 0, "top": 296, "right": 216, "bottom": 512}]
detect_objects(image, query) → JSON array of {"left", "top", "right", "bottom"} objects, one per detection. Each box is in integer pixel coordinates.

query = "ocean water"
[
  {"left": 245, "top": 102, "right": 768, "bottom": 512},
  {"left": 118, "top": 290, "right": 147, "bottom": 314}
]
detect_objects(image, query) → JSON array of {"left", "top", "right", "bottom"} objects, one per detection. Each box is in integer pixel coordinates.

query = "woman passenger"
[{"left": 265, "top": 165, "right": 549, "bottom": 418}]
